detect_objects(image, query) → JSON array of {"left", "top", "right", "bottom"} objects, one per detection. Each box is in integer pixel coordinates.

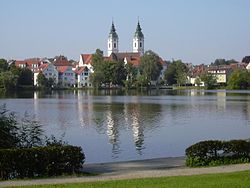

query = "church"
[
  {"left": 107, "top": 21, "right": 144, "bottom": 57},
  {"left": 106, "top": 21, "right": 144, "bottom": 67},
  {"left": 79, "top": 21, "right": 145, "bottom": 70}
]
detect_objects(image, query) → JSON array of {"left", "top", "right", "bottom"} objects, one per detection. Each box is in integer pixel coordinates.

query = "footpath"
[{"left": 1, "top": 156, "right": 250, "bottom": 187}]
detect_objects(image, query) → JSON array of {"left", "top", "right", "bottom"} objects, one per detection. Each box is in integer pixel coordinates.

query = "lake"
[{"left": 1, "top": 89, "right": 250, "bottom": 164}]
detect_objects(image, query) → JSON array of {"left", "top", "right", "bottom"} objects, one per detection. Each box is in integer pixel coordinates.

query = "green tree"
[
  {"left": 194, "top": 77, "right": 202, "bottom": 87},
  {"left": 200, "top": 72, "right": 217, "bottom": 89},
  {"left": 227, "top": 70, "right": 250, "bottom": 89},
  {"left": 164, "top": 60, "right": 187, "bottom": 85},
  {"left": 124, "top": 63, "right": 138, "bottom": 89},
  {"left": 36, "top": 72, "right": 48, "bottom": 88},
  {"left": 18, "top": 68, "right": 33, "bottom": 86},
  {"left": 0, "top": 71, "right": 19, "bottom": 91},
  {"left": 0, "top": 104, "right": 19, "bottom": 149},
  {"left": 90, "top": 49, "right": 105, "bottom": 88},
  {"left": 139, "top": 50, "right": 163, "bottom": 83},
  {"left": 175, "top": 61, "right": 188, "bottom": 86},
  {"left": 0, "top": 59, "right": 8, "bottom": 71},
  {"left": 18, "top": 112, "right": 44, "bottom": 148}
]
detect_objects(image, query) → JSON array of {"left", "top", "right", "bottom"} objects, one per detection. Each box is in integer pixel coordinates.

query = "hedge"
[
  {"left": 185, "top": 139, "right": 250, "bottom": 167},
  {"left": 0, "top": 145, "right": 85, "bottom": 180}
]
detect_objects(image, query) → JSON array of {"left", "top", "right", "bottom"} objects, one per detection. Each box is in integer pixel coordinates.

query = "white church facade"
[{"left": 107, "top": 21, "right": 145, "bottom": 57}]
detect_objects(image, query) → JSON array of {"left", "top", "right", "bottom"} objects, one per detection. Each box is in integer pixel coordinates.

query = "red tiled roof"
[
  {"left": 54, "top": 56, "right": 71, "bottom": 66},
  {"left": 108, "top": 52, "right": 141, "bottom": 67},
  {"left": 75, "top": 66, "right": 88, "bottom": 75},
  {"left": 57, "top": 66, "right": 70, "bottom": 73},
  {"left": 39, "top": 64, "right": 49, "bottom": 71},
  {"left": 80, "top": 54, "right": 93, "bottom": 65}
]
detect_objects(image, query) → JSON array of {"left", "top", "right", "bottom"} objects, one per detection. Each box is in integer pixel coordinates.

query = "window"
[
  {"left": 140, "top": 42, "right": 142, "bottom": 48},
  {"left": 135, "top": 43, "right": 136, "bottom": 47},
  {"left": 109, "top": 43, "right": 110, "bottom": 48},
  {"left": 114, "top": 43, "right": 116, "bottom": 48},
  {"left": 84, "top": 72, "right": 88, "bottom": 76}
]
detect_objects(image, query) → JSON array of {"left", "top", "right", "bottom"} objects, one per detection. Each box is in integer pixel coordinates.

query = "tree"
[
  {"left": 0, "top": 104, "right": 19, "bottom": 149},
  {"left": 36, "top": 72, "right": 48, "bottom": 88},
  {"left": 90, "top": 49, "right": 105, "bottom": 88},
  {"left": 175, "top": 61, "right": 188, "bottom": 86},
  {"left": 0, "top": 59, "right": 8, "bottom": 71},
  {"left": 18, "top": 68, "right": 33, "bottom": 86},
  {"left": 194, "top": 77, "right": 202, "bottom": 87},
  {"left": 124, "top": 63, "right": 138, "bottom": 89},
  {"left": 18, "top": 112, "right": 44, "bottom": 148},
  {"left": 139, "top": 50, "right": 163, "bottom": 83},
  {"left": 227, "top": 70, "right": 250, "bottom": 89},
  {"left": 200, "top": 72, "right": 217, "bottom": 89},
  {"left": 0, "top": 71, "right": 19, "bottom": 91},
  {"left": 164, "top": 60, "right": 187, "bottom": 85}
]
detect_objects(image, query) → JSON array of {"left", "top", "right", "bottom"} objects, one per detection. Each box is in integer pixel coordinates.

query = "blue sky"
[{"left": 0, "top": 0, "right": 249, "bottom": 64}]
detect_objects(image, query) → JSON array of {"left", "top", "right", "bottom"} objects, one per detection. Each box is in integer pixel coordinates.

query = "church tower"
[
  {"left": 133, "top": 21, "right": 144, "bottom": 56},
  {"left": 107, "top": 21, "right": 119, "bottom": 56}
]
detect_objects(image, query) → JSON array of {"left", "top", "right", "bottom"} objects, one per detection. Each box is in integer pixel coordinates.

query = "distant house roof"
[
  {"left": 53, "top": 56, "right": 71, "bottom": 66},
  {"left": 108, "top": 52, "right": 141, "bottom": 67},
  {"left": 75, "top": 66, "right": 89, "bottom": 75},
  {"left": 57, "top": 66, "right": 71, "bottom": 73},
  {"left": 14, "top": 59, "right": 41, "bottom": 72},
  {"left": 80, "top": 54, "right": 93, "bottom": 65}
]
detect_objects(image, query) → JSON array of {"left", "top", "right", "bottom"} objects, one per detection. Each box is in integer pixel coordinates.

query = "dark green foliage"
[
  {"left": 0, "top": 104, "right": 19, "bottom": 149},
  {"left": 0, "top": 59, "right": 8, "bottom": 71},
  {"left": 91, "top": 49, "right": 127, "bottom": 88},
  {"left": 0, "top": 145, "right": 85, "bottom": 179},
  {"left": 211, "top": 59, "right": 238, "bottom": 66},
  {"left": 164, "top": 60, "right": 187, "bottom": 85},
  {"left": 18, "top": 112, "right": 44, "bottom": 148},
  {"left": 18, "top": 68, "right": 33, "bottom": 86},
  {"left": 227, "top": 69, "right": 250, "bottom": 89},
  {"left": 139, "top": 50, "right": 163, "bottom": 82},
  {"left": 186, "top": 140, "right": 250, "bottom": 167},
  {"left": 200, "top": 72, "right": 217, "bottom": 89}
]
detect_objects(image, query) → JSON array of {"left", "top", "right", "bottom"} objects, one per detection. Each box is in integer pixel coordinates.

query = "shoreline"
[{"left": 2, "top": 156, "right": 250, "bottom": 187}]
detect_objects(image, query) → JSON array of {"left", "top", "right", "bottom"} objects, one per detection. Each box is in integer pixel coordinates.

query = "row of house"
[
  {"left": 12, "top": 53, "right": 250, "bottom": 88},
  {"left": 14, "top": 56, "right": 92, "bottom": 88},
  {"left": 187, "top": 62, "right": 249, "bottom": 86}
]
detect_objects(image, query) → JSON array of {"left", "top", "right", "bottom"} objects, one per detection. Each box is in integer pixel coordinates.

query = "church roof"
[
  {"left": 109, "top": 52, "right": 141, "bottom": 67},
  {"left": 109, "top": 22, "right": 118, "bottom": 38},
  {"left": 134, "top": 21, "right": 144, "bottom": 38}
]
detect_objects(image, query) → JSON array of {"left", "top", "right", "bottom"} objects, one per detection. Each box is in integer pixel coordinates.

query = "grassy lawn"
[{"left": 7, "top": 170, "right": 250, "bottom": 188}]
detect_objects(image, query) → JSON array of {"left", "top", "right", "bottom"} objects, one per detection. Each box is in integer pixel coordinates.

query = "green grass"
[{"left": 6, "top": 170, "right": 250, "bottom": 188}]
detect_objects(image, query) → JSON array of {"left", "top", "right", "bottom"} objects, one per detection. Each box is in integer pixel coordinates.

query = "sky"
[{"left": 0, "top": 0, "right": 250, "bottom": 65}]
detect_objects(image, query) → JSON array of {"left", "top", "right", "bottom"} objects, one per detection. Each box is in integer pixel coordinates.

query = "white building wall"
[
  {"left": 108, "top": 37, "right": 119, "bottom": 56},
  {"left": 133, "top": 37, "right": 144, "bottom": 56},
  {"left": 59, "top": 67, "right": 76, "bottom": 87},
  {"left": 43, "top": 64, "right": 58, "bottom": 84}
]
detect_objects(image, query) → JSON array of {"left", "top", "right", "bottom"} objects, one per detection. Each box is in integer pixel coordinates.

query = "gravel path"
[{"left": 1, "top": 157, "right": 250, "bottom": 187}]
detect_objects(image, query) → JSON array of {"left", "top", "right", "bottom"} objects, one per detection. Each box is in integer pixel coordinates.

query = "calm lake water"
[{"left": 1, "top": 89, "right": 250, "bottom": 164}]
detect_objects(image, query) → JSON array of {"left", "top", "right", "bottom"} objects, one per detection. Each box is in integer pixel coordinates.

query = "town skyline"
[{"left": 0, "top": 0, "right": 250, "bottom": 64}]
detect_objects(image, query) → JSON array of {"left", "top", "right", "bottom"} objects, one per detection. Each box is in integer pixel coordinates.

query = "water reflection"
[{"left": 1, "top": 89, "right": 250, "bottom": 163}]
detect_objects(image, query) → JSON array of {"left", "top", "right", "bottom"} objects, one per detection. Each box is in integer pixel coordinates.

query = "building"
[
  {"left": 34, "top": 63, "right": 58, "bottom": 86},
  {"left": 107, "top": 22, "right": 119, "bottom": 56},
  {"left": 75, "top": 66, "right": 92, "bottom": 87},
  {"left": 14, "top": 58, "right": 41, "bottom": 73},
  {"left": 133, "top": 21, "right": 144, "bottom": 56},
  {"left": 207, "top": 66, "right": 232, "bottom": 84},
  {"left": 57, "top": 66, "right": 76, "bottom": 87}
]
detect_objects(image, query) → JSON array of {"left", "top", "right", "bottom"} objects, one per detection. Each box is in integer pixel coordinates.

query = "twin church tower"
[{"left": 107, "top": 21, "right": 144, "bottom": 56}]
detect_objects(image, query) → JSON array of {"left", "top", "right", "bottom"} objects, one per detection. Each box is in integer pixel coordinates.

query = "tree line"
[{"left": 0, "top": 59, "right": 33, "bottom": 91}]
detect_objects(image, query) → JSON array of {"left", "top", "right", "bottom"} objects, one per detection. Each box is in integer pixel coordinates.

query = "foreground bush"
[
  {"left": 186, "top": 139, "right": 250, "bottom": 167},
  {"left": 0, "top": 145, "right": 85, "bottom": 180}
]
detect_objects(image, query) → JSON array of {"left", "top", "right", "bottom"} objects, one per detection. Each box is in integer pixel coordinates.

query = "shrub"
[
  {"left": 0, "top": 145, "right": 85, "bottom": 180},
  {"left": 186, "top": 140, "right": 250, "bottom": 167}
]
